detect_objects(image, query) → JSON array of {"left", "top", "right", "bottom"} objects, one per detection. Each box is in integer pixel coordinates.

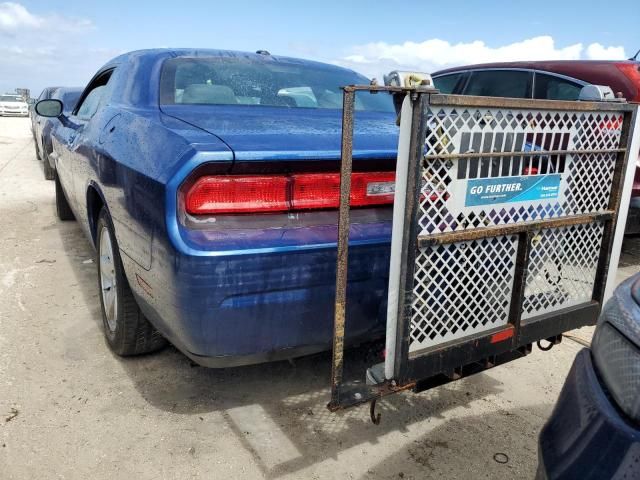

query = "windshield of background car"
[
  {"left": 0, "top": 96, "right": 21, "bottom": 102},
  {"left": 54, "top": 90, "right": 82, "bottom": 113},
  {"left": 159, "top": 57, "right": 394, "bottom": 112}
]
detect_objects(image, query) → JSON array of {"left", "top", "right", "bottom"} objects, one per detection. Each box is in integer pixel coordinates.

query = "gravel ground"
[{"left": 1, "top": 116, "right": 639, "bottom": 480}]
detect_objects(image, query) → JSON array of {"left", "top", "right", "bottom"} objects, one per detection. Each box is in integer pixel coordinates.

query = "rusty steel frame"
[{"left": 328, "top": 86, "right": 638, "bottom": 412}]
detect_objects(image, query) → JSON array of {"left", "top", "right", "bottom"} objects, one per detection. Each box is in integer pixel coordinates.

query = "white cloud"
[
  {"left": 0, "top": 3, "right": 106, "bottom": 95},
  {"left": 0, "top": 2, "right": 40, "bottom": 30},
  {"left": 585, "top": 43, "right": 626, "bottom": 60},
  {"left": 336, "top": 35, "right": 627, "bottom": 78},
  {"left": 0, "top": 2, "right": 92, "bottom": 34}
]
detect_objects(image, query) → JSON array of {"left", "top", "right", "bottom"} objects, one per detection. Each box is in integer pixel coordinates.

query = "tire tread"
[{"left": 97, "top": 208, "right": 167, "bottom": 356}]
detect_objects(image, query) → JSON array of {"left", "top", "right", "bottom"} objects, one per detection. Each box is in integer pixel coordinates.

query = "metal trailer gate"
[{"left": 328, "top": 85, "right": 640, "bottom": 417}]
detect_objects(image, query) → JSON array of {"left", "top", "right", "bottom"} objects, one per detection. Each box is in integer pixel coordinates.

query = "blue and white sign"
[{"left": 465, "top": 174, "right": 561, "bottom": 207}]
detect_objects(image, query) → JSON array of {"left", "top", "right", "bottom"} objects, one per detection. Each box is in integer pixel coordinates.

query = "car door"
[
  {"left": 462, "top": 69, "right": 533, "bottom": 99},
  {"left": 50, "top": 112, "right": 78, "bottom": 206},
  {"left": 66, "top": 69, "right": 116, "bottom": 206}
]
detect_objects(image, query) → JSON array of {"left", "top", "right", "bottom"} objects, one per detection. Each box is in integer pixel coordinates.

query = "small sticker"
[{"left": 465, "top": 174, "right": 561, "bottom": 207}]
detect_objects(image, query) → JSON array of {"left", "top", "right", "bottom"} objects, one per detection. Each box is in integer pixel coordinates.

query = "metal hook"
[
  {"left": 537, "top": 339, "right": 554, "bottom": 351},
  {"left": 370, "top": 398, "right": 381, "bottom": 425}
]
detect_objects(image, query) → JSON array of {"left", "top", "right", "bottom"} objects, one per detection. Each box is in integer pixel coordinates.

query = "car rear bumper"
[
  {"left": 537, "top": 348, "right": 640, "bottom": 479},
  {"left": 131, "top": 242, "right": 390, "bottom": 366}
]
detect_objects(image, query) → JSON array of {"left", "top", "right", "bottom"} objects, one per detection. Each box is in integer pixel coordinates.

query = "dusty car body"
[{"left": 38, "top": 49, "right": 399, "bottom": 366}]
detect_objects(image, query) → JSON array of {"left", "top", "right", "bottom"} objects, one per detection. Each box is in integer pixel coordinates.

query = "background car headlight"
[{"left": 592, "top": 300, "right": 640, "bottom": 423}]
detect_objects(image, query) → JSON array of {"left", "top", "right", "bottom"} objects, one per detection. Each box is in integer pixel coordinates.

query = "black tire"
[
  {"left": 96, "top": 207, "right": 167, "bottom": 356},
  {"left": 54, "top": 172, "right": 75, "bottom": 221},
  {"left": 43, "top": 149, "right": 55, "bottom": 180}
]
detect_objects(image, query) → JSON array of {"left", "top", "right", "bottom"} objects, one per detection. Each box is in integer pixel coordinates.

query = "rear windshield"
[
  {"left": 160, "top": 57, "right": 394, "bottom": 112},
  {"left": 0, "top": 95, "right": 22, "bottom": 102}
]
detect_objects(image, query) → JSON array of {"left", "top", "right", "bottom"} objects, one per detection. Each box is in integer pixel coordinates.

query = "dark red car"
[{"left": 432, "top": 60, "right": 640, "bottom": 234}]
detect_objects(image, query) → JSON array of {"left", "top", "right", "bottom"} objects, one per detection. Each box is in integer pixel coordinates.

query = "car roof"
[
  {"left": 102, "top": 48, "right": 364, "bottom": 76},
  {"left": 432, "top": 60, "right": 639, "bottom": 76},
  {"left": 41, "top": 86, "right": 61, "bottom": 95},
  {"left": 432, "top": 60, "right": 640, "bottom": 101}
]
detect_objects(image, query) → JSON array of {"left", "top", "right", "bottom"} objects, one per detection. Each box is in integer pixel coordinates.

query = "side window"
[
  {"left": 534, "top": 73, "right": 582, "bottom": 100},
  {"left": 74, "top": 69, "right": 115, "bottom": 120},
  {"left": 76, "top": 86, "right": 106, "bottom": 119},
  {"left": 463, "top": 70, "right": 532, "bottom": 98},
  {"left": 433, "top": 73, "right": 465, "bottom": 94}
]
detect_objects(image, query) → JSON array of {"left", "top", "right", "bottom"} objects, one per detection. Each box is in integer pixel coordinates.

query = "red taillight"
[
  {"left": 185, "top": 176, "right": 289, "bottom": 214},
  {"left": 523, "top": 166, "right": 539, "bottom": 175},
  {"left": 184, "top": 172, "right": 396, "bottom": 215},
  {"left": 291, "top": 173, "right": 341, "bottom": 210},
  {"left": 292, "top": 172, "right": 396, "bottom": 209},
  {"left": 615, "top": 63, "right": 640, "bottom": 102}
]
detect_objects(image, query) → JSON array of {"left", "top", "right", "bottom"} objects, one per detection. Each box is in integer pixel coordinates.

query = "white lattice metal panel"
[
  {"left": 410, "top": 235, "right": 517, "bottom": 351},
  {"left": 522, "top": 222, "right": 605, "bottom": 319},
  {"left": 419, "top": 109, "right": 622, "bottom": 235},
  {"left": 410, "top": 106, "right": 624, "bottom": 352}
]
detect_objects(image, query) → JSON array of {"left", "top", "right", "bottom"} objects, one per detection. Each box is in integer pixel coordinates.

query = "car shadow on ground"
[{"left": 56, "top": 217, "right": 512, "bottom": 478}]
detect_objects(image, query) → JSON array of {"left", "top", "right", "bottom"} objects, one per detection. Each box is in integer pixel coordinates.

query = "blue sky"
[{"left": 0, "top": 0, "right": 638, "bottom": 95}]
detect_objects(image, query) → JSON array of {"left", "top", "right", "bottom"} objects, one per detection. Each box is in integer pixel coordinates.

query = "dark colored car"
[
  {"left": 537, "top": 272, "right": 640, "bottom": 479},
  {"left": 31, "top": 86, "right": 60, "bottom": 146},
  {"left": 36, "top": 87, "right": 82, "bottom": 180},
  {"left": 35, "top": 49, "right": 398, "bottom": 367},
  {"left": 432, "top": 60, "right": 640, "bottom": 234}
]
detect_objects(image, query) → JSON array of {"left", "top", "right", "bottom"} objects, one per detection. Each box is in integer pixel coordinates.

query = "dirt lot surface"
[{"left": 1, "top": 116, "right": 639, "bottom": 479}]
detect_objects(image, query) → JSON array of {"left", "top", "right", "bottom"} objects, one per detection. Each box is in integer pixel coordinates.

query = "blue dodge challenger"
[{"left": 36, "top": 49, "right": 399, "bottom": 366}]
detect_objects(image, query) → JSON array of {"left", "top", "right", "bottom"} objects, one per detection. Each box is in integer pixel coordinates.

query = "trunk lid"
[{"left": 161, "top": 104, "right": 399, "bottom": 161}]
